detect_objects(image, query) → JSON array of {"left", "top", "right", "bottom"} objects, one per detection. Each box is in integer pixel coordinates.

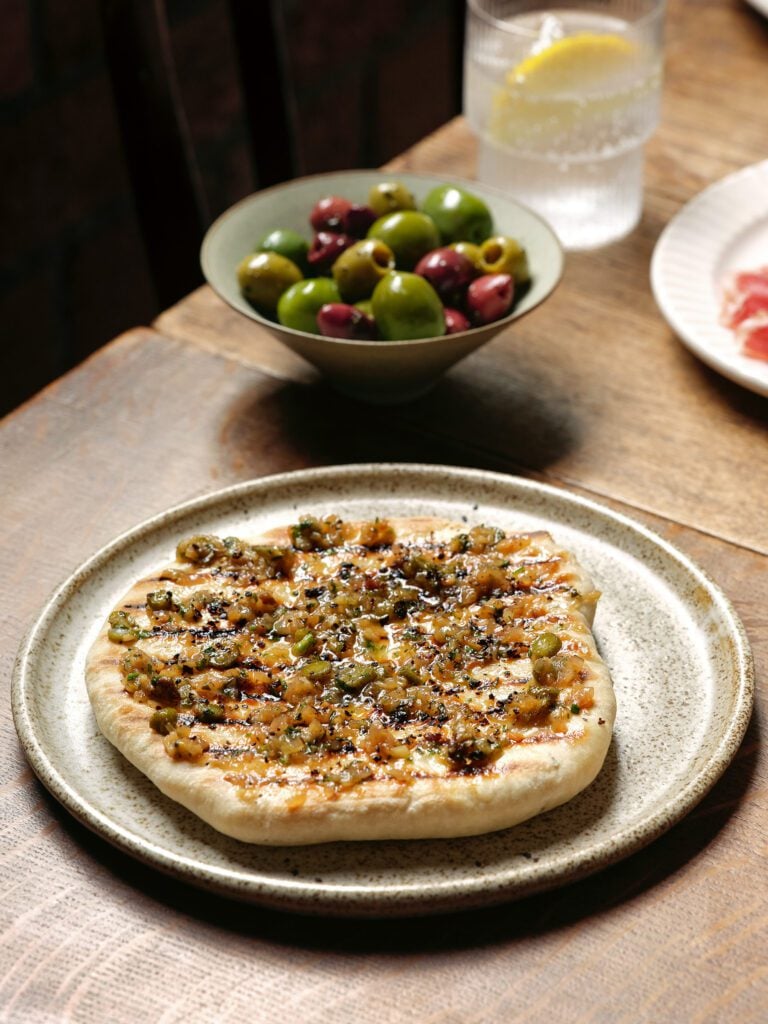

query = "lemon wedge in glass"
[
  {"left": 510, "top": 32, "right": 640, "bottom": 93},
  {"left": 489, "top": 31, "right": 652, "bottom": 155}
]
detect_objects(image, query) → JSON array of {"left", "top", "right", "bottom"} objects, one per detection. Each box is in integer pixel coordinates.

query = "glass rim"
[{"left": 466, "top": 0, "right": 666, "bottom": 36}]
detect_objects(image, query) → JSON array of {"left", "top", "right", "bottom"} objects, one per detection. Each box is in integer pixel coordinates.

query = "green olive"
[
  {"left": 256, "top": 228, "right": 310, "bottom": 274},
  {"left": 399, "top": 666, "right": 422, "bottom": 686},
  {"left": 277, "top": 277, "right": 340, "bottom": 334},
  {"left": 531, "top": 657, "right": 557, "bottom": 686},
  {"left": 302, "top": 659, "right": 332, "bottom": 680},
  {"left": 332, "top": 239, "right": 395, "bottom": 302},
  {"left": 479, "top": 235, "right": 531, "bottom": 283},
  {"left": 237, "top": 251, "right": 303, "bottom": 315},
  {"left": 367, "top": 211, "right": 440, "bottom": 271},
  {"left": 176, "top": 535, "right": 225, "bottom": 565},
  {"left": 336, "top": 663, "right": 377, "bottom": 692},
  {"left": 449, "top": 241, "right": 484, "bottom": 271},
  {"left": 530, "top": 632, "right": 562, "bottom": 660},
  {"left": 292, "top": 631, "right": 316, "bottom": 657},
  {"left": 108, "top": 625, "right": 139, "bottom": 644},
  {"left": 371, "top": 271, "right": 445, "bottom": 341},
  {"left": 150, "top": 707, "right": 178, "bottom": 735},
  {"left": 198, "top": 702, "right": 225, "bottom": 724},
  {"left": 108, "top": 610, "right": 139, "bottom": 644},
  {"left": 146, "top": 589, "right": 173, "bottom": 611},
  {"left": 368, "top": 181, "right": 417, "bottom": 218},
  {"left": 421, "top": 184, "right": 494, "bottom": 245},
  {"left": 207, "top": 640, "right": 240, "bottom": 669}
]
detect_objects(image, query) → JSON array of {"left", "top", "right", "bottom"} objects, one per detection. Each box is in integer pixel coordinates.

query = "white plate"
[
  {"left": 745, "top": 0, "right": 768, "bottom": 18},
  {"left": 650, "top": 160, "right": 768, "bottom": 397},
  {"left": 12, "top": 465, "right": 753, "bottom": 916}
]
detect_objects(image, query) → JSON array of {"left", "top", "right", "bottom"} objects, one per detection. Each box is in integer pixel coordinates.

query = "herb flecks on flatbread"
[{"left": 86, "top": 516, "right": 615, "bottom": 844}]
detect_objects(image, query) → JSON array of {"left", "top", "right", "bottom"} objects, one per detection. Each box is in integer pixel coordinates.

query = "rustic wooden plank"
[
  {"left": 156, "top": 0, "right": 768, "bottom": 556},
  {"left": 1, "top": 329, "right": 765, "bottom": 1022}
]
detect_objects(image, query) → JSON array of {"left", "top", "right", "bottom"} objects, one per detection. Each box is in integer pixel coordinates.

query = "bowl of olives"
[{"left": 201, "top": 171, "right": 563, "bottom": 404}]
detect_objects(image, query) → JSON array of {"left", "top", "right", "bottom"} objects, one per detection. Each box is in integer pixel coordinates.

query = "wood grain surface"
[{"left": 2, "top": 0, "right": 767, "bottom": 1020}]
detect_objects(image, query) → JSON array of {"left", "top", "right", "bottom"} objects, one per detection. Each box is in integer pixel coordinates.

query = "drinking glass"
[{"left": 464, "top": 0, "right": 665, "bottom": 249}]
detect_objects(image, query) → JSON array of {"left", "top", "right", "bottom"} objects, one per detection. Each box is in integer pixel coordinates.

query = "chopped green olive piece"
[
  {"left": 207, "top": 641, "right": 240, "bottom": 669},
  {"left": 571, "top": 703, "right": 581, "bottom": 714},
  {"left": 448, "top": 736, "right": 500, "bottom": 766},
  {"left": 290, "top": 516, "right": 326, "bottom": 552},
  {"left": 222, "top": 536, "right": 246, "bottom": 559},
  {"left": 198, "top": 702, "right": 225, "bottom": 724},
  {"left": 302, "top": 659, "right": 332, "bottom": 680},
  {"left": 108, "top": 610, "right": 139, "bottom": 644},
  {"left": 336, "top": 663, "right": 377, "bottom": 692},
  {"left": 468, "top": 524, "right": 506, "bottom": 549},
  {"left": 150, "top": 707, "right": 178, "bottom": 735},
  {"left": 449, "top": 533, "right": 470, "bottom": 553},
  {"left": 530, "top": 632, "right": 562, "bottom": 660},
  {"left": 292, "top": 632, "right": 316, "bottom": 656},
  {"left": 175, "top": 534, "right": 224, "bottom": 565},
  {"left": 149, "top": 675, "right": 179, "bottom": 702},
  {"left": 146, "top": 589, "right": 173, "bottom": 611},
  {"left": 109, "top": 610, "right": 135, "bottom": 627},
  {"left": 108, "top": 625, "right": 139, "bottom": 644},
  {"left": 531, "top": 657, "right": 557, "bottom": 686},
  {"left": 399, "top": 666, "right": 422, "bottom": 686}
]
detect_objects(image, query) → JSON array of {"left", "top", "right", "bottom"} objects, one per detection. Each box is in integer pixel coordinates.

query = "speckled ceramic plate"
[
  {"left": 12, "top": 465, "right": 753, "bottom": 917},
  {"left": 651, "top": 160, "right": 768, "bottom": 398}
]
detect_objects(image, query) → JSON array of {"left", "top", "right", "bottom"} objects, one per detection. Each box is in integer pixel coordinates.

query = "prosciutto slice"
[{"left": 720, "top": 265, "right": 768, "bottom": 362}]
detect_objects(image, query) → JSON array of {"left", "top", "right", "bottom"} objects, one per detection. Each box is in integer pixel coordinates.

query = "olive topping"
[
  {"left": 176, "top": 534, "right": 225, "bottom": 565},
  {"left": 335, "top": 663, "right": 377, "bottom": 692},
  {"left": 531, "top": 657, "right": 558, "bottom": 686},
  {"left": 150, "top": 707, "right": 178, "bottom": 735},
  {"left": 301, "top": 659, "right": 332, "bottom": 680},
  {"left": 530, "top": 632, "right": 562, "bottom": 660},
  {"left": 147, "top": 589, "right": 173, "bottom": 611},
  {"left": 108, "top": 610, "right": 139, "bottom": 644},
  {"left": 201, "top": 640, "right": 240, "bottom": 670},
  {"left": 114, "top": 516, "right": 592, "bottom": 788},
  {"left": 292, "top": 631, "right": 316, "bottom": 657},
  {"left": 198, "top": 702, "right": 225, "bottom": 724}
]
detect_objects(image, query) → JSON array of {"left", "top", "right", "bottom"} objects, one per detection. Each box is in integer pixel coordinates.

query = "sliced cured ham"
[{"left": 720, "top": 265, "right": 768, "bottom": 362}]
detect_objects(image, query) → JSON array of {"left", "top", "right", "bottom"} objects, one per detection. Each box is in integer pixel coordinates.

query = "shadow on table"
[
  {"left": 672, "top": 339, "right": 768, "bottom": 430},
  {"left": 42, "top": 707, "right": 759, "bottom": 953},
  {"left": 215, "top": 360, "right": 582, "bottom": 481}
]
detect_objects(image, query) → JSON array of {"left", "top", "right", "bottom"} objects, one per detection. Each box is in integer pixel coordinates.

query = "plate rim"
[
  {"left": 650, "top": 159, "right": 768, "bottom": 398},
  {"left": 12, "top": 464, "right": 755, "bottom": 915}
]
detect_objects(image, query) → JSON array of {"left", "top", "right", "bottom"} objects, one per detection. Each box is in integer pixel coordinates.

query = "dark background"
[{"left": 0, "top": 0, "right": 465, "bottom": 417}]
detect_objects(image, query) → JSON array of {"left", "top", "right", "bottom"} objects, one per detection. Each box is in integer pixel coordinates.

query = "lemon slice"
[
  {"left": 510, "top": 32, "right": 639, "bottom": 93},
  {"left": 487, "top": 30, "right": 648, "bottom": 152}
]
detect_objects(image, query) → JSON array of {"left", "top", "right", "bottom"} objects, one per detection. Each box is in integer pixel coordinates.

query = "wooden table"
[{"left": 2, "top": 1, "right": 767, "bottom": 1019}]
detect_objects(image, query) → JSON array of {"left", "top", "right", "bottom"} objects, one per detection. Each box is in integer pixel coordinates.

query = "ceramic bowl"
[{"left": 201, "top": 170, "right": 564, "bottom": 404}]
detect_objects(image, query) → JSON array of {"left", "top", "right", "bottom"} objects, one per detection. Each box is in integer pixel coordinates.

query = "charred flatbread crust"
[{"left": 86, "top": 516, "right": 615, "bottom": 844}]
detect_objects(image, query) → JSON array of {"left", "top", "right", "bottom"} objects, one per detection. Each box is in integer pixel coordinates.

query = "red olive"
[
  {"left": 466, "top": 273, "right": 514, "bottom": 325},
  {"left": 444, "top": 308, "right": 471, "bottom": 334},
  {"left": 414, "top": 247, "right": 476, "bottom": 304},
  {"left": 343, "top": 204, "right": 377, "bottom": 238},
  {"left": 308, "top": 231, "right": 355, "bottom": 274},
  {"left": 317, "top": 303, "right": 377, "bottom": 341},
  {"left": 310, "top": 195, "right": 353, "bottom": 232}
]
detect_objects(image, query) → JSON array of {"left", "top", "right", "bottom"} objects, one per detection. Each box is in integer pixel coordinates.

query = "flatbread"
[{"left": 86, "top": 515, "right": 615, "bottom": 844}]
